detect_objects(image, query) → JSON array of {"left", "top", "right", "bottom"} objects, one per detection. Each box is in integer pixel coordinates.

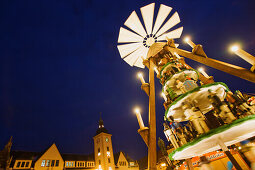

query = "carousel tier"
[
  {"left": 162, "top": 69, "right": 199, "bottom": 95},
  {"left": 160, "top": 62, "right": 183, "bottom": 77},
  {"left": 169, "top": 115, "right": 255, "bottom": 160},
  {"left": 165, "top": 82, "right": 229, "bottom": 122}
]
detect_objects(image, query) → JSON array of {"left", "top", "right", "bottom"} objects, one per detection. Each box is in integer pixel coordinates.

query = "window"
[
  {"left": 51, "top": 160, "right": 55, "bottom": 167},
  {"left": 107, "top": 151, "right": 110, "bottom": 157},
  {"left": 107, "top": 146, "right": 109, "bottom": 151},
  {"left": 21, "top": 162, "right": 25, "bottom": 167},
  {"left": 99, "top": 160, "right": 101, "bottom": 165},
  {"left": 108, "top": 158, "right": 111, "bottom": 163},
  {"left": 98, "top": 148, "right": 100, "bottom": 152},
  {"left": 16, "top": 161, "right": 21, "bottom": 168},
  {"left": 66, "top": 162, "right": 69, "bottom": 167},
  {"left": 25, "top": 162, "right": 29, "bottom": 167},
  {"left": 56, "top": 160, "right": 59, "bottom": 167},
  {"left": 46, "top": 160, "right": 50, "bottom": 167},
  {"left": 41, "top": 160, "right": 46, "bottom": 167}
]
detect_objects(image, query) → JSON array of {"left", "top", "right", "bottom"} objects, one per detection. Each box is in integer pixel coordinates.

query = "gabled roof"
[
  {"left": 113, "top": 152, "right": 121, "bottom": 165},
  {"left": 114, "top": 151, "right": 137, "bottom": 165}
]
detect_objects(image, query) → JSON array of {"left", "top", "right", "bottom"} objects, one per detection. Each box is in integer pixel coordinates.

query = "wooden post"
[
  {"left": 218, "top": 139, "right": 242, "bottom": 170},
  {"left": 148, "top": 58, "right": 157, "bottom": 170}
]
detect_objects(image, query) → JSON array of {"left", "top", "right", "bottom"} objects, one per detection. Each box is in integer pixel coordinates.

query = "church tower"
[{"left": 93, "top": 114, "right": 115, "bottom": 170}]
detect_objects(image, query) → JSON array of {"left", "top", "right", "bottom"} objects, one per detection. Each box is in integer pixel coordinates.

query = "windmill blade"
[
  {"left": 117, "top": 42, "right": 142, "bottom": 58},
  {"left": 155, "top": 12, "right": 180, "bottom": 37},
  {"left": 123, "top": 46, "right": 147, "bottom": 66},
  {"left": 124, "top": 11, "right": 147, "bottom": 37},
  {"left": 134, "top": 56, "right": 145, "bottom": 68},
  {"left": 152, "top": 4, "right": 172, "bottom": 35},
  {"left": 157, "top": 27, "right": 183, "bottom": 41},
  {"left": 118, "top": 27, "right": 144, "bottom": 43},
  {"left": 140, "top": 3, "right": 155, "bottom": 35}
]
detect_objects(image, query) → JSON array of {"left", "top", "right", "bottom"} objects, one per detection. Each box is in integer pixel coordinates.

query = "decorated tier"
[{"left": 169, "top": 115, "right": 255, "bottom": 160}]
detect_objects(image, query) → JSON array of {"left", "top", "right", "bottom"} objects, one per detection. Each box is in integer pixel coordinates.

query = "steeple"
[{"left": 96, "top": 112, "right": 108, "bottom": 135}]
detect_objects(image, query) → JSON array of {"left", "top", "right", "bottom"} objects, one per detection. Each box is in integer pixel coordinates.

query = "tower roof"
[{"left": 95, "top": 113, "right": 109, "bottom": 135}]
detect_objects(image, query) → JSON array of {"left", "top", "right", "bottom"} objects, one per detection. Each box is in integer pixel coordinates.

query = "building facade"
[{"left": 7, "top": 117, "right": 139, "bottom": 170}]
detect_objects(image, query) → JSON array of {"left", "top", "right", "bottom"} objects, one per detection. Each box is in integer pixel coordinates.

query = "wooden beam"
[{"left": 164, "top": 46, "right": 255, "bottom": 83}]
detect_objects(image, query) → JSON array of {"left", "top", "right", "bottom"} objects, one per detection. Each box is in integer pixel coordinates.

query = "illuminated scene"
[{"left": 0, "top": 0, "right": 255, "bottom": 170}]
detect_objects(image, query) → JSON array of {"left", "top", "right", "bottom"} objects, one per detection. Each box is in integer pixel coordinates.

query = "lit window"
[
  {"left": 16, "top": 161, "right": 21, "bottom": 168},
  {"left": 21, "top": 162, "right": 25, "bottom": 167},
  {"left": 107, "top": 151, "right": 110, "bottom": 157},
  {"left": 51, "top": 160, "right": 55, "bottom": 167},
  {"left": 25, "top": 162, "right": 29, "bottom": 167},
  {"left": 109, "top": 167, "right": 112, "bottom": 170},
  {"left": 41, "top": 160, "right": 46, "bottom": 167},
  {"left": 46, "top": 160, "right": 50, "bottom": 167},
  {"left": 66, "top": 162, "right": 69, "bottom": 167}
]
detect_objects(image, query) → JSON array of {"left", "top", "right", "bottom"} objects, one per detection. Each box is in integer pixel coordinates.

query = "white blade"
[
  {"left": 157, "top": 27, "right": 183, "bottom": 41},
  {"left": 118, "top": 27, "right": 143, "bottom": 43},
  {"left": 134, "top": 56, "right": 145, "bottom": 68},
  {"left": 140, "top": 3, "right": 155, "bottom": 35},
  {"left": 117, "top": 42, "right": 142, "bottom": 58},
  {"left": 155, "top": 12, "right": 180, "bottom": 37},
  {"left": 152, "top": 4, "right": 172, "bottom": 35},
  {"left": 124, "top": 11, "right": 147, "bottom": 37},
  {"left": 123, "top": 46, "right": 147, "bottom": 66}
]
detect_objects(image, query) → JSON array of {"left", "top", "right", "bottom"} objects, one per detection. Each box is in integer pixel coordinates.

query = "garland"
[{"left": 168, "top": 115, "right": 255, "bottom": 160}]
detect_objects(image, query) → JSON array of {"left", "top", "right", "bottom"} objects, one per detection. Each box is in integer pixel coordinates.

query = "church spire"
[{"left": 96, "top": 112, "right": 108, "bottom": 135}]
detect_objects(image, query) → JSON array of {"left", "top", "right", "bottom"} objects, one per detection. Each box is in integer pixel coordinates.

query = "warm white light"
[
  {"left": 107, "top": 151, "right": 110, "bottom": 157},
  {"left": 134, "top": 107, "right": 140, "bottom": 114},
  {"left": 184, "top": 37, "right": 190, "bottom": 43},
  {"left": 133, "top": 107, "right": 145, "bottom": 128},
  {"left": 137, "top": 72, "right": 143, "bottom": 78},
  {"left": 198, "top": 67, "right": 209, "bottom": 78},
  {"left": 161, "top": 92, "right": 167, "bottom": 101},
  {"left": 198, "top": 67, "right": 204, "bottom": 72},
  {"left": 154, "top": 67, "right": 159, "bottom": 74},
  {"left": 238, "top": 146, "right": 242, "bottom": 150},
  {"left": 229, "top": 44, "right": 255, "bottom": 65},
  {"left": 98, "top": 152, "right": 101, "bottom": 156},
  {"left": 230, "top": 45, "right": 239, "bottom": 52},
  {"left": 137, "top": 72, "right": 145, "bottom": 84},
  {"left": 184, "top": 36, "right": 196, "bottom": 48},
  {"left": 161, "top": 163, "right": 166, "bottom": 167}
]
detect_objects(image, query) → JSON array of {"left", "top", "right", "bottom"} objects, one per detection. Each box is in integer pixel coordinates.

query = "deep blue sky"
[{"left": 0, "top": 0, "right": 254, "bottom": 160}]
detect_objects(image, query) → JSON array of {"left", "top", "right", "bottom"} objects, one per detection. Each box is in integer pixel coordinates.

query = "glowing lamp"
[
  {"left": 161, "top": 163, "right": 166, "bottom": 167},
  {"left": 137, "top": 72, "right": 146, "bottom": 84},
  {"left": 198, "top": 67, "right": 209, "bottom": 78},
  {"left": 133, "top": 107, "right": 145, "bottom": 128},
  {"left": 230, "top": 44, "right": 255, "bottom": 65},
  {"left": 184, "top": 36, "right": 196, "bottom": 48}
]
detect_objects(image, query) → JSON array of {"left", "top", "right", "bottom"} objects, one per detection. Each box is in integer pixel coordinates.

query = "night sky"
[{"left": 1, "top": 0, "right": 255, "bottom": 160}]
